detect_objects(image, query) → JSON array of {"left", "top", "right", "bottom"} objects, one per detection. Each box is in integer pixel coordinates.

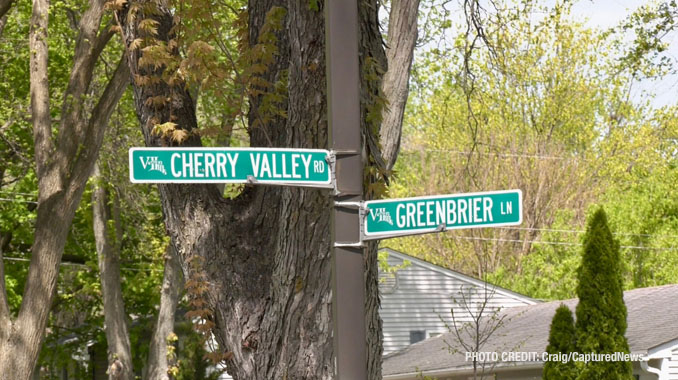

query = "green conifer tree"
[
  {"left": 544, "top": 304, "right": 577, "bottom": 380},
  {"left": 575, "top": 208, "right": 633, "bottom": 379}
]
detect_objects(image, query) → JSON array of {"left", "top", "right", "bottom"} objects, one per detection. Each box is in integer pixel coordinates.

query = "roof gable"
[{"left": 380, "top": 247, "right": 536, "bottom": 304}]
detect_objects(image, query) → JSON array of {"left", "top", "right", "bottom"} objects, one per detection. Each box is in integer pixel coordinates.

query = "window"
[{"left": 410, "top": 330, "right": 426, "bottom": 344}]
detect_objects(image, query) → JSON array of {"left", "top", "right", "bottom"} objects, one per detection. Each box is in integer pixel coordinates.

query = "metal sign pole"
[{"left": 325, "top": 0, "right": 367, "bottom": 378}]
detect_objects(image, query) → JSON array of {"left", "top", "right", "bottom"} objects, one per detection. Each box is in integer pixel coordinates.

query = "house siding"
[
  {"left": 379, "top": 249, "right": 536, "bottom": 354},
  {"left": 669, "top": 346, "right": 678, "bottom": 379}
]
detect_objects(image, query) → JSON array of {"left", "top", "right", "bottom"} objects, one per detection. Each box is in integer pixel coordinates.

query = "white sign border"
[
  {"left": 129, "top": 147, "right": 333, "bottom": 187},
  {"left": 363, "top": 189, "right": 523, "bottom": 240}
]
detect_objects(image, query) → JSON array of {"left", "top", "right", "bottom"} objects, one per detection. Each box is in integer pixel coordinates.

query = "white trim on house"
[
  {"left": 670, "top": 345, "right": 678, "bottom": 380},
  {"left": 649, "top": 338, "right": 678, "bottom": 359},
  {"left": 383, "top": 361, "right": 545, "bottom": 380},
  {"left": 640, "top": 338, "right": 678, "bottom": 380},
  {"left": 641, "top": 360, "right": 663, "bottom": 378},
  {"left": 381, "top": 248, "right": 538, "bottom": 305}
]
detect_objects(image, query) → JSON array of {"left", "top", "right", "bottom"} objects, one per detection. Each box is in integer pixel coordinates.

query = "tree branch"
[
  {"left": 5, "top": 53, "right": 128, "bottom": 380},
  {"left": 29, "top": 0, "right": 52, "bottom": 179},
  {"left": 379, "top": 0, "right": 421, "bottom": 170},
  {"left": 57, "top": 0, "right": 111, "bottom": 167},
  {"left": 0, "top": 14, "right": 8, "bottom": 39},
  {"left": 0, "top": 233, "right": 12, "bottom": 331},
  {"left": 144, "top": 245, "right": 184, "bottom": 380},
  {"left": 93, "top": 20, "right": 116, "bottom": 66},
  {"left": 0, "top": 3, "right": 127, "bottom": 378},
  {"left": 92, "top": 162, "right": 134, "bottom": 380},
  {"left": 71, "top": 54, "right": 130, "bottom": 186}
]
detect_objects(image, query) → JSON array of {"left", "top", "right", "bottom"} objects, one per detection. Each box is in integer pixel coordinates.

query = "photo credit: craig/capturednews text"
[{"left": 465, "top": 351, "right": 644, "bottom": 364}]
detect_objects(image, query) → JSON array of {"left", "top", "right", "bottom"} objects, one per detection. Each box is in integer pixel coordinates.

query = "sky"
[
  {"left": 571, "top": 0, "right": 638, "bottom": 29},
  {"left": 410, "top": 0, "right": 678, "bottom": 108},
  {"left": 567, "top": 0, "right": 678, "bottom": 107}
]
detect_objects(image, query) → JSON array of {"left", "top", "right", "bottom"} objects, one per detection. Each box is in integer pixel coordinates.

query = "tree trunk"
[
  {"left": 0, "top": 0, "right": 129, "bottom": 377},
  {"left": 115, "top": 0, "right": 410, "bottom": 377},
  {"left": 94, "top": 161, "right": 186, "bottom": 380},
  {"left": 380, "top": 0, "right": 421, "bottom": 170},
  {"left": 0, "top": 13, "right": 9, "bottom": 38},
  {"left": 0, "top": 0, "right": 13, "bottom": 20},
  {"left": 357, "top": 0, "right": 390, "bottom": 377},
  {"left": 144, "top": 246, "right": 184, "bottom": 380},
  {"left": 92, "top": 163, "right": 135, "bottom": 380}
]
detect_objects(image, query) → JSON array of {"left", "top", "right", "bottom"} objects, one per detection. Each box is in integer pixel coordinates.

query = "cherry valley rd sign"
[
  {"left": 129, "top": 149, "right": 523, "bottom": 240},
  {"left": 129, "top": 147, "right": 331, "bottom": 186},
  {"left": 363, "top": 189, "right": 523, "bottom": 240}
]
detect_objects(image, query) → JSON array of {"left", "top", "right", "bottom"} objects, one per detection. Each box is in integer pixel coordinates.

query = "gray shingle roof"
[{"left": 382, "top": 284, "right": 678, "bottom": 377}]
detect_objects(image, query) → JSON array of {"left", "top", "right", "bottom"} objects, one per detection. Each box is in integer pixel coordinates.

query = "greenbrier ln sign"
[
  {"left": 363, "top": 189, "right": 522, "bottom": 239},
  {"left": 129, "top": 147, "right": 332, "bottom": 186}
]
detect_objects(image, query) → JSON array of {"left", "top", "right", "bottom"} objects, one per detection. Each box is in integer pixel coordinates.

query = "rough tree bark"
[
  {"left": 115, "top": 0, "right": 416, "bottom": 378},
  {"left": 123, "top": 2, "right": 334, "bottom": 375},
  {"left": 0, "top": 0, "right": 129, "bottom": 378},
  {"left": 358, "top": 1, "right": 387, "bottom": 377},
  {"left": 362, "top": 0, "right": 420, "bottom": 373},
  {"left": 92, "top": 163, "right": 135, "bottom": 380}
]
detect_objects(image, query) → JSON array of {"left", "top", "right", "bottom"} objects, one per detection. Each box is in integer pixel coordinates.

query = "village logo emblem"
[
  {"left": 370, "top": 207, "right": 394, "bottom": 226},
  {"left": 139, "top": 156, "right": 167, "bottom": 175}
]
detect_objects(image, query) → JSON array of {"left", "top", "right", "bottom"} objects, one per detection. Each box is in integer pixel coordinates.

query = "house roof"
[
  {"left": 383, "top": 284, "right": 678, "bottom": 378},
  {"left": 380, "top": 247, "right": 537, "bottom": 304}
]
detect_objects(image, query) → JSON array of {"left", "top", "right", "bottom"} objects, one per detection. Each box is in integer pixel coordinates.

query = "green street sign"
[
  {"left": 129, "top": 147, "right": 332, "bottom": 186},
  {"left": 363, "top": 189, "right": 522, "bottom": 240}
]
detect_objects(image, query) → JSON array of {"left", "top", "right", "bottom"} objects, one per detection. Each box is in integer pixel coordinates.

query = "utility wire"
[
  {"left": 0, "top": 191, "right": 37, "bottom": 198},
  {"left": 0, "top": 197, "right": 36, "bottom": 204},
  {"left": 449, "top": 235, "right": 678, "bottom": 251},
  {"left": 498, "top": 226, "right": 678, "bottom": 239},
  {"left": 2, "top": 256, "right": 163, "bottom": 272},
  {"left": 398, "top": 149, "right": 571, "bottom": 160}
]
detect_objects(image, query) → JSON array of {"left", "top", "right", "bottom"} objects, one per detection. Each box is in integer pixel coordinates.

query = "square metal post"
[{"left": 325, "top": 0, "right": 367, "bottom": 378}]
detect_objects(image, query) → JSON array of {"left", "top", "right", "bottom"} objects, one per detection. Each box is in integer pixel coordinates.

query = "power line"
[
  {"left": 0, "top": 197, "right": 36, "bottom": 204},
  {"left": 2, "top": 256, "right": 162, "bottom": 272},
  {"left": 398, "top": 149, "right": 571, "bottom": 160},
  {"left": 0, "top": 191, "right": 37, "bottom": 198},
  {"left": 498, "top": 226, "right": 678, "bottom": 239},
  {"left": 448, "top": 235, "right": 678, "bottom": 251},
  {"left": 3, "top": 257, "right": 89, "bottom": 267}
]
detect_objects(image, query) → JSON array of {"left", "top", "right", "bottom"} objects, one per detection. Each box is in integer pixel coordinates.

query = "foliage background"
[{"left": 385, "top": 0, "right": 678, "bottom": 300}]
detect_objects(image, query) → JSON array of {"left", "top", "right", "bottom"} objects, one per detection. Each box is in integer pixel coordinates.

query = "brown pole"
[{"left": 325, "top": 0, "right": 367, "bottom": 378}]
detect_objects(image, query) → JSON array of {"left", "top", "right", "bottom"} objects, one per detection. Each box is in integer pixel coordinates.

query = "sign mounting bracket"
[{"left": 333, "top": 201, "right": 367, "bottom": 247}]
